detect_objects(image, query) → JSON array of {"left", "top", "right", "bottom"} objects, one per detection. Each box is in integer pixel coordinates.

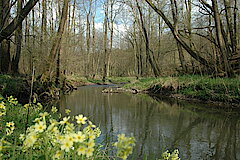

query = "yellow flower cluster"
[
  {"left": 160, "top": 149, "right": 180, "bottom": 160},
  {"left": 51, "top": 106, "right": 58, "bottom": 113},
  {"left": 75, "top": 114, "right": 87, "bottom": 125},
  {"left": 6, "top": 122, "right": 15, "bottom": 136},
  {"left": 65, "top": 109, "right": 71, "bottom": 115},
  {"left": 20, "top": 111, "right": 101, "bottom": 159},
  {"left": 114, "top": 134, "right": 136, "bottom": 160},
  {"left": 7, "top": 96, "right": 18, "bottom": 106},
  {"left": 0, "top": 102, "right": 6, "bottom": 117}
]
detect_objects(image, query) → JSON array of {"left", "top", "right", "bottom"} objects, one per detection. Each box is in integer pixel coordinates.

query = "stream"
[{"left": 59, "top": 85, "right": 240, "bottom": 160}]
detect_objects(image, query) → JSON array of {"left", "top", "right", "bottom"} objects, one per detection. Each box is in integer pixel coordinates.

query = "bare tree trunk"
[
  {"left": 212, "top": 0, "right": 233, "bottom": 77},
  {"left": 170, "top": 0, "right": 187, "bottom": 73},
  {"left": 0, "top": 0, "right": 11, "bottom": 73},
  {"left": 11, "top": 0, "right": 23, "bottom": 74},
  {"left": 133, "top": 21, "right": 139, "bottom": 77},
  {"left": 0, "top": 0, "right": 40, "bottom": 43},
  {"left": 84, "top": 0, "right": 92, "bottom": 78},
  {"left": 107, "top": 0, "right": 115, "bottom": 77},
  {"left": 136, "top": 0, "right": 160, "bottom": 77},
  {"left": 233, "top": 0, "right": 237, "bottom": 55},
  {"left": 224, "top": 0, "right": 235, "bottom": 55},
  {"left": 30, "top": 9, "right": 35, "bottom": 73},
  {"left": 40, "top": 0, "right": 46, "bottom": 46},
  {"left": 102, "top": 0, "right": 109, "bottom": 82},
  {"left": 145, "top": 0, "right": 214, "bottom": 71},
  {"left": 92, "top": 13, "right": 97, "bottom": 77},
  {"left": 44, "top": 0, "right": 69, "bottom": 79}
]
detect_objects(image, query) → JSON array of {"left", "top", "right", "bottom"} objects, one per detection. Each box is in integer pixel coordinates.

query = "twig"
[{"left": 25, "top": 66, "right": 35, "bottom": 132}]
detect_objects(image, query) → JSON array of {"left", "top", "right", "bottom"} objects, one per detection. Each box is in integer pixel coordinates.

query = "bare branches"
[{"left": 0, "top": 0, "right": 40, "bottom": 42}]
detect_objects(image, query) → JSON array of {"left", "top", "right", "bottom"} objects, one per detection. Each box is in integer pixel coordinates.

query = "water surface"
[{"left": 59, "top": 85, "right": 240, "bottom": 160}]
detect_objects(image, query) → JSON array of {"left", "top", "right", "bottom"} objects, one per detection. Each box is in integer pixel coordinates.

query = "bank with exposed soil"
[
  {"left": 122, "top": 75, "right": 240, "bottom": 107},
  {"left": 0, "top": 74, "right": 75, "bottom": 103}
]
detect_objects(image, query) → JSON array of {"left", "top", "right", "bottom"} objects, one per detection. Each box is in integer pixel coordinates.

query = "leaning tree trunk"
[
  {"left": 170, "top": 0, "right": 187, "bottom": 73},
  {"left": 44, "top": 0, "right": 69, "bottom": 79},
  {"left": 136, "top": 0, "right": 161, "bottom": 77},
  {"left": 145, "top": 0, "right": 215, "bottom": 72},
  {"left": 0, "top": 0, "right": 40, "bottom": 43}
]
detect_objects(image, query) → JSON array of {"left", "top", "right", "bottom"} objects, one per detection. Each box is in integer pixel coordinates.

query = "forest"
[
  {"left": 0, "top": 0, "right": 240, "bottom": 159},
  {"left": 0, "top": 0, "right": 239, "bottom": 79}
]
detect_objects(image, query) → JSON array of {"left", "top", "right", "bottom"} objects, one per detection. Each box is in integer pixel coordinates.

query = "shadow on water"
[{"left": 59, "top": 85, "right": 240, "bottom": 160}]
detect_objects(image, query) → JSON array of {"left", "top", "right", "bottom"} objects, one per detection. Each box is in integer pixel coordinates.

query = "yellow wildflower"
[
  {"left": 0, "top": 102, "right": 6, "bottom": 117},
  {"left": 65, "top": 134, "right": 74, "bottom": 143},
  {"left": 65, "top": 109, "right": 71, "bottom": 115},
  {"left": 93, "top": 127, "right": 101, "bottom": 137},
  {"left": 88, "top": 121, "right": 96, "bottom": 128},
  {"left": 75, "top": 114, "right": 87, "bottom": 125},
  {"left": 19, "top": 134, "right": 25, "bottom": 141},
  {"left": 75, "top": 131, "right": 86, "bottom": 143},
  {"left": 85, "top": 147, "right": 94, "bottom": 158},
  {"left": 8, "top": 96, "right": 18, "bottom": 105},
  {"left": 23, "top": 103, "right": 30, "bottom": 109},
  {"left": 56, "top": 135, "right": 63, "bottom": 142},
  {"left": 88, "top": 134, "right": 96, "bottom": 141},
  {"left": 87, "top": 140, "right": 95, "bottom": 148},
  {"left": 0, "top": 140, "right": 3, "bottom": 152},
  {"left": 37, "top": 103, "right": 43, "bottom": 110},
  {"left": 60, "top": 116, "right": 70, "bottom": 125},
  {"left": 34, "top": 117, "right": 41, "bottom": 123},
  {"left": 23, "top": 133, "right": 37, "bottom": 149},
  {"left": 53, "top": 150, "right": 63, "bottom": 159},
  {"left": 52, "top": 127, "right": 59, "bottom": 134},
  {"left": 0, "top": 111, "right": 6, "bottom": 117},
  {"left": 118, "top": 134, "right": 126, "bottom": 141},
  {"left": 39, "top": 112, "right": 49, "bottom": 118},
  {"left": 6, "top": 121, "right": 15, "bottom": 135},
  {"left": 0, "top": 102, "right": 5, "bottom": 109},
  {"left": 6, "top": 121, "right": 14, "bottom": 127},
  {"left": 51, "top": 106, "right": 58, "bottom": 113},
  {"left": 60, "top": 139, "right": 73, "bottom": 152},
  {"left": 35, "top": 121, "right": 46, "bottom": 133},
  {"left": 77, "top": 146, "right": 86, "bottom": 156},
  {"left": 64, "top": 123, "right": 74, "bottom": 133}
]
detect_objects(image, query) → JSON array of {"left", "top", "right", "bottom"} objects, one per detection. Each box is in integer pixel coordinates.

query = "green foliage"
[
  {"left": 108, "top": 77, "right": 136, "bottom": 84},
  {"left": 0, "top": 75, "right": 29, "bottom": 101},
  {"left": 0, "top": 96, "right": 42, "bottom": 159},
  {"left": 177, "top": 75, "right": 240, "bottom": 102},
  {"left": 124, "top": 75, "right": 240, "bottom": 103},
  {"left": 124, "top": 77, "right": 161, "bottom": 90}
]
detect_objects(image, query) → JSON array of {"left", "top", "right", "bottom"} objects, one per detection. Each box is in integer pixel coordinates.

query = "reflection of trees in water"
[
  {"left": 59, "top": 87, "right": 240, "bottom": 160},
  {"left": 212, "top": 117, "right": 238, "bottom": 160},
  {"left": 138, "top": 104, "right": 155, "bottom": 159}
]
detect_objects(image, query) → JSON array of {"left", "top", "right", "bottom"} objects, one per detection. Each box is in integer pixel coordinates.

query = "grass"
[
  {"left": 67, "top": 75, "right": 137, "bottom": 87},
  {"left": 108, "top": 77, "right": 137, "bottom": 84},
  {"left": 123, "top": 75, "right": 240, "bottom": 103}
]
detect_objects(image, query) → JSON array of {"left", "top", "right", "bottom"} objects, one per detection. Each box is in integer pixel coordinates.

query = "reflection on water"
[{"left": 59, "top": 85, "right": 240, "bottom": 160}]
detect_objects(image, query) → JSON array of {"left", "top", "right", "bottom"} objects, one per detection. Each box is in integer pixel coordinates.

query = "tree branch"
[{"left": 0, "top": 0, "right": 39, "bottom": 42}]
